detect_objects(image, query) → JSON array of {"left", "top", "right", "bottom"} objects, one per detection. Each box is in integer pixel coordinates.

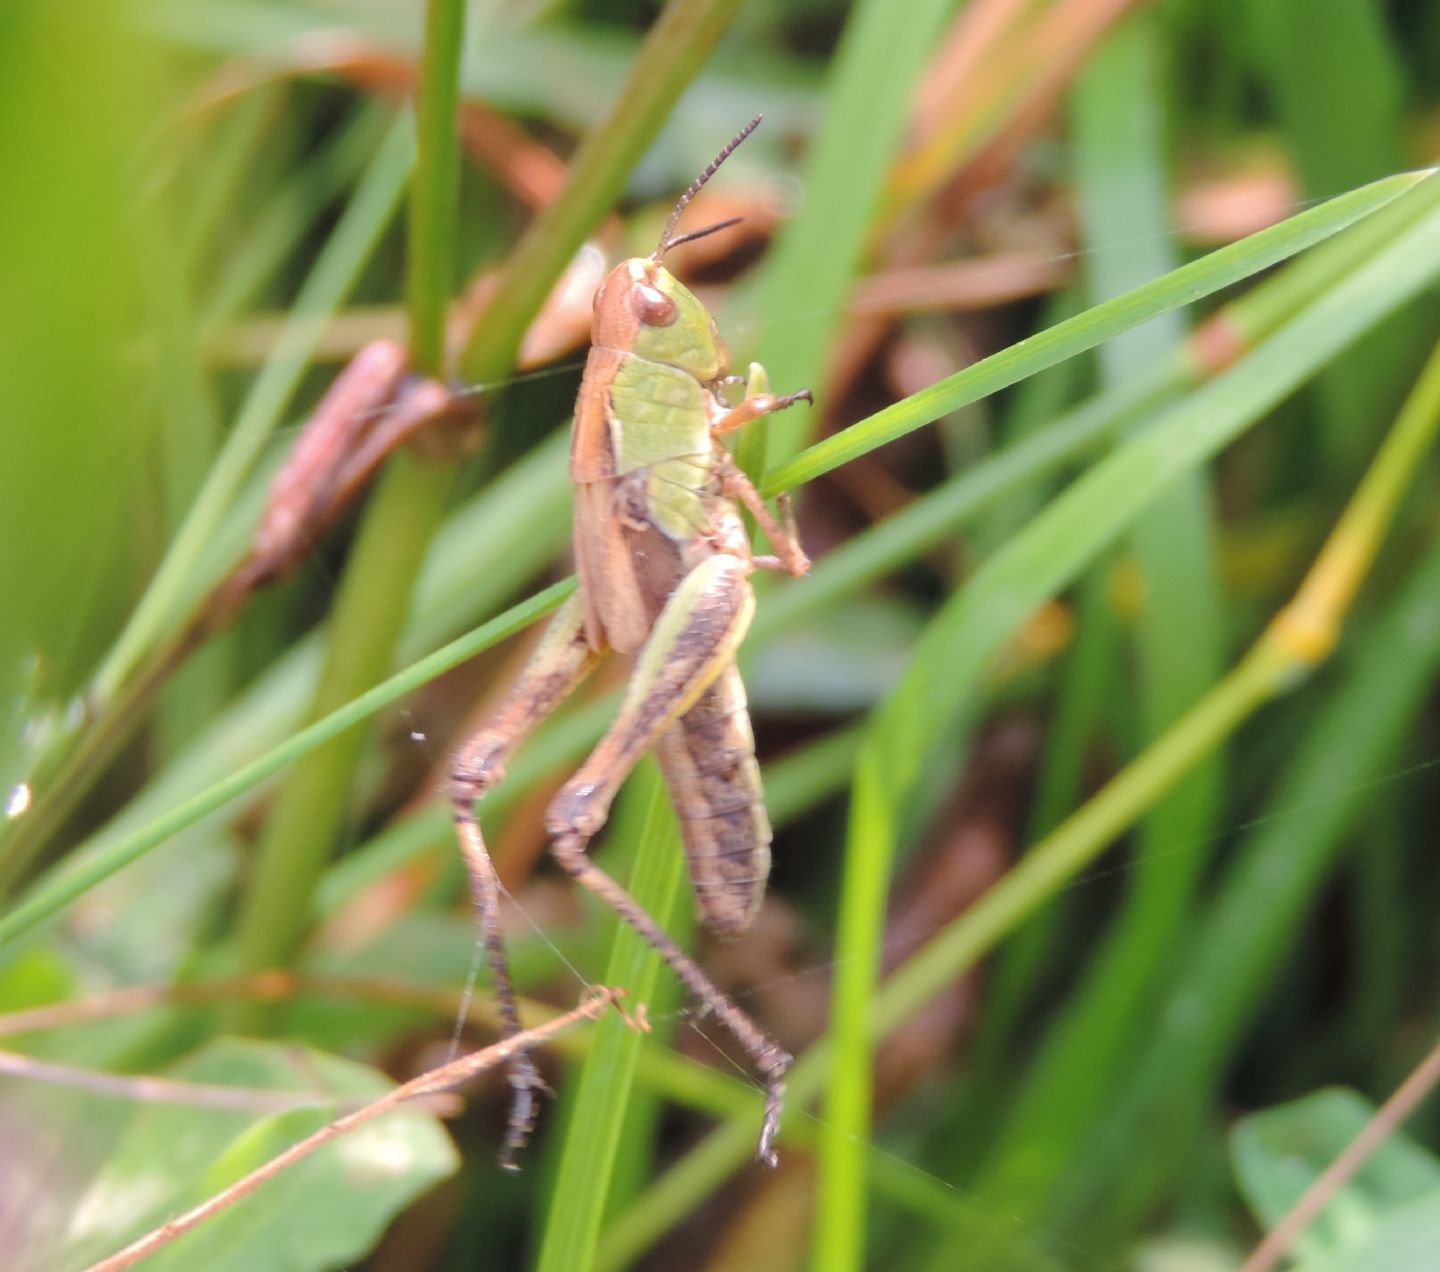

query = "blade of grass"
[
  {"left": 0, "top": 582, "right": 574, "bottom": 952},
  {"left": 94, "top": 113, "right": 416, "bottom": 706},
  {"left": 1253, "top": 0, "right": 1404, "bottom": 200},
  {"left": 536, "top": 770, "right": 683, "bottom": 1272},
  {"left": 1053, "top": 335, "right": 1440, "bottom": 1249},
  {"left": 741, "top": 0, "right": 957, "bottom": 466},
  {"left": 198, "top": 105, "right": 390, "bottom": 343},
  {"left": 0, "top": 111, "right": 417, "bottom": 898},
  {"left": 173, "top": 84, "right": 280, "bottom": 267},
  {"left": 934, "top": 21, "right": 1185, "bottom": 1173},
  {"left": 141, "top": 195, "right": 227, "bottom": 754},
  {"left": 407, "top": 0, "right": 466, "bottom": 378},
  {"left": 1252, "top": 0, "right": 1412, "bottom": 475},
  {"left": 967, "top": 14, "right": 1227, "bottom": 1212},
  {"left": 0, "top": 3, "right": 161, "bottom": 780},
  {"left": 762, "top": 167, "right": 1433, "bottom": 495},
  {"left": 229, "top": 0, "right": 470, "bottom": 991},
  {"left": 955, "top": 564, "right": 1120, "bottom": 1142}
]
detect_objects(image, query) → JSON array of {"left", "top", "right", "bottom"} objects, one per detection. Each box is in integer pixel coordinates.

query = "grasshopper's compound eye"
[{"left": 631, "top": 283, "right": 678, "bottom": 327}]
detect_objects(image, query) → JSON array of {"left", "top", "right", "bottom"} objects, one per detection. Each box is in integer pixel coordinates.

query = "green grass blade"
[
  {"left": 198, "top": 106, "right": 388, "bottom": 342},
  {"left": 94, "top": 112, "right": 416, "bottom": 703},
  {"left": 537, "top": 770, "right": 682, "bottom": 1272},
  {"left": 1051, "top": 337, "right": 1440, "bottom": 1245},
  {"left": 971, "top": 14, "right": 1226, "bottom": 1210},
  {"left": 1060, "top": 543, "right": 1440, "bottom": 1245},
  {"left": 230, "top": 0, "right": 470, "bottom": 994},
  {"left": 407, "top": 0, "right": 467, "bottom": 376},
  {"left": 743, "top": 0, "right": 957, "bottom": 466},
  {"left": 763, "top": 168, "right": 1432, "bottom": 495},
  {"left": 1259, "top": 0, "right": 1415, "bottom": 477},
  {"left": 0, "top": 583, "right": 573, "bottom": 952},
  {"left": 1253, "top": 0, "right": 1404, "bottom": 200},
  {"left": 458, "top": 0, "right": 745, "bottom": 385}
]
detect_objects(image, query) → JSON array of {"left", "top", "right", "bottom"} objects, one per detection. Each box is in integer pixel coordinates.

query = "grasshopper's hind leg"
[
  {"left": 450, "top": 593, "right": 603, "bottom": 1167},
  {"left": 544, "top": 554, "right": 793, "bottom": 1166}
]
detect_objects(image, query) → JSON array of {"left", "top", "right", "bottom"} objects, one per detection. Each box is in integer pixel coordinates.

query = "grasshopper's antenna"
[
  {"left": 660, "top": 214, "right": 745, "bottom": 253},
  {"left": 654, "top": 115, "right": 763, "bottom": 260}
]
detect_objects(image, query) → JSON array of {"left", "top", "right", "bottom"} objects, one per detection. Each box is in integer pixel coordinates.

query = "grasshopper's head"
[
  {"left": 589, "top": 115, "right": 765, "bottom": 383},
  {"left": 590, "top": 256, "right": 729, "bottom": 381}
]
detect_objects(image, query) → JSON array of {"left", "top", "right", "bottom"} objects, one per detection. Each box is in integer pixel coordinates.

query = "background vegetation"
[{"left": 2, "top": 1, "right": 1439, "bottom": 1269}]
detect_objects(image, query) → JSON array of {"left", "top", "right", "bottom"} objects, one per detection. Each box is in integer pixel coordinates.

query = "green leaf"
[
  {"left": 1292, "top": 1191, "right": 1440, "bottom": 1272},
  {"left": 14, "top": 1038, "right": 456, "bottom": 1272},
  {"left": 1233, "top": 1087, "right": 1440, "bottom": 1265}
]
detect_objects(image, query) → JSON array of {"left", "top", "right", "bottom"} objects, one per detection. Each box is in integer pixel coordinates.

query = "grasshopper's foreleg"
[
  {"left": 449, "top": 592, "right": 603, "bottom": 1168},
  {"left": 544, "top": 554, "right": 793, "bottom": 1166},
  {"left": 711, "top": 388, "right": 814, "bottom": 432},
  {"left": 710, "top": 359, "right": 813, "bottom": 439}
]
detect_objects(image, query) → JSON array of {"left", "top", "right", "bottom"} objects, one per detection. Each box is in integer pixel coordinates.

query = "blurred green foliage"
[{"left": 1, "top": 2, "right": 1438, "bottom": 1270}]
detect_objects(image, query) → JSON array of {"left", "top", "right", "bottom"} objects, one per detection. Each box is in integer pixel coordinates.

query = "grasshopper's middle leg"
[
  {"left": 710, "top": 364, "right": 812, "bottom": 578},
  {"left": 715, "top": 455, "right": 810, "bottom": 578},
  {"left": 544, "top": 553, "right": 794, "bottom": 1166},
  {"left": 450, "top": 593, "right": 603, "bottom": 1167}
]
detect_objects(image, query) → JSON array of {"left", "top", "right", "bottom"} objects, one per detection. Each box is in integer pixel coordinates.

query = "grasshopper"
[{"left": 450, "top": 116, "right": 812, "bottom": 1169}]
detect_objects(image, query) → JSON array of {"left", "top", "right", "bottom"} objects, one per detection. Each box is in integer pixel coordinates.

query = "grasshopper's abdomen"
[{"left": 657, "top": 663, "right": 771, "bottom": 937}]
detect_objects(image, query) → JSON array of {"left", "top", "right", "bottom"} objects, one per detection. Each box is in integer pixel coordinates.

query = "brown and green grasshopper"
[{"left": 450, "top": 116, "right": 812, "bottom": 1169}]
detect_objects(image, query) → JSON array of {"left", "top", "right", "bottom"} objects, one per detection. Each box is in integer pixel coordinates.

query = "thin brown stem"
[
  {"left": 83, "top": 988, "right": 622, "bottom": 1272},
  {"left": 1239, "top": 1032, "right": 1440, "bottom": 1272}
]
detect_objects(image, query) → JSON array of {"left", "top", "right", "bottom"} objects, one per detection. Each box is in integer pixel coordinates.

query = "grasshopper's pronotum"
[{"left": 450, "top": 116, "right": 812, "bottom": 1168}]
